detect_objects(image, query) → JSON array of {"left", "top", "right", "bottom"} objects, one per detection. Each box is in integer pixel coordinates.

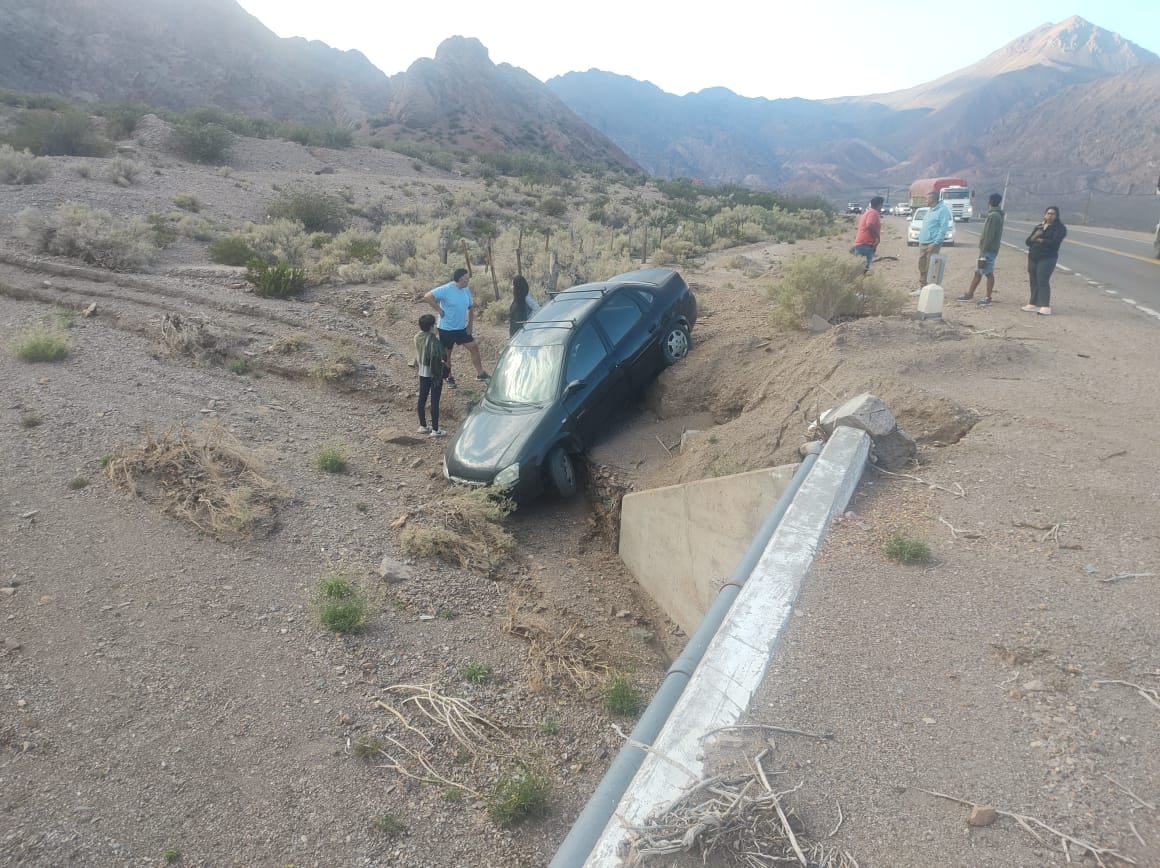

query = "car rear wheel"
[
  {"left": 661, "top": 323, "right": 691, "bottom": 366},
  {"left": 547, "top": 447, "right": 577, "bottom": 498}
]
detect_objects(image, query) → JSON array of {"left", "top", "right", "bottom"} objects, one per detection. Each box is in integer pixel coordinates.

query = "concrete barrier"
[
  {"left": 586, "top": 426, "right": 872, "bottom": 866},
  {"left": 618, "top": 465, "right": 798, "bottom": 634}
]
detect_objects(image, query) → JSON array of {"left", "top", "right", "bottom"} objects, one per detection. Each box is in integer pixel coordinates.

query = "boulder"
[{"left": 819, "top": 393, "right": 916, "bottom": 469}]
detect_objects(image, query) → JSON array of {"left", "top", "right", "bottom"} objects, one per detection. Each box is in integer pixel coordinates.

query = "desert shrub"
[
  {"left": 146, "top": 214, "right": 180, "bottom": 248},
  {"left": 170, "top": 121, "right": 234, "bottom": 164},
  {"left": 278, "top": 123, "right": 353, "bottom": 149},
  {"left": 105, "top": 157, "right": 141, "bottom": 186},
  {"left": 176, "top": 214, "right": 217, "bottom": 241},
  {"left": 768, "top": 253, "right": 905, "bottom": 330},
  {"left": 0, "top": 144, "right": 51, "bottom": 184},
  {"left": 173, "top": 193, "right": 201, "bottom": 212},
  {"left": 540, "top": 196, "right": 566, "bottom": 218},
  {"left": 5, "top": 108, "right": 110, "bottom": 156},
  {"left": 332, "top": 260, "right": 400, "bottom": 284},
  {"left": 268, "top": 187, "right": 349, "bottom": 234},
  {"left": 379, "top": 226, "right": 419, "bottom": 267},
  {"left": 14, "top": 327, "right": 71, "bottom": 362},
  {"left": 210, "top": 234, "right": 254, "bottom": 266},
  {"left": 243, "top": 219, "right": 310, "bottom": 266},
  {"left": 323, "top": 230, "right": 380, "bottom": 264},
  {"left": 18, "top": 203, "right": 155, "bottom": 271},
  {"left": 95, "top": 102, "right": 147, "bottom": 140},
  {"left": 245, "top": 259, "right": 306, "bottom": 299},
  {"left": 0, "top": 88, "right": 69, "bottom": 111}
]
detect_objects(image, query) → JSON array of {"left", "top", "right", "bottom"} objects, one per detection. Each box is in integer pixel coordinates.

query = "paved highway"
[{"left": 956, "top": 219, "right": 1160, "bottom": 321}]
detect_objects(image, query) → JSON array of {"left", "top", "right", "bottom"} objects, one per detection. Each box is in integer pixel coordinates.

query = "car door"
[
  {"left": 561, "top": 320, "right": 627, "bottom": 446},
  {"left": 591, "top": 288, "right": 653, "bottom": 391}
]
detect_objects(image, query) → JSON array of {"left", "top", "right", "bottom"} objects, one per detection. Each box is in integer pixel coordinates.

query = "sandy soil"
[{"left": 2, "top": 128, "right": 1156, "bottom": 868}]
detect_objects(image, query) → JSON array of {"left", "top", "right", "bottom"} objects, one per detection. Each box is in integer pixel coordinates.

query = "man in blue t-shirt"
[{"left": 422, "top": 268, "right": 489, "bottom": 383}]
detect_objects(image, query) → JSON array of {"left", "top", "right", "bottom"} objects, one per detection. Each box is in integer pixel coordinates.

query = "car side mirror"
[{"left": 563, "top": 379, "right": 584, "bottom": 398}]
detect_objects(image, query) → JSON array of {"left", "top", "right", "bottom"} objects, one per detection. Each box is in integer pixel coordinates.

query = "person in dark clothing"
[
  {"left": 958, "top": 193, "right": 1005, "bottom": 306},
  {"left": 413, "top": 314, "right": 448, "bottom": 437},
  {"left": 508, "top": 275, "right": 541, "bottom": 337},
  {"left": 1023, "top": 206, "right": 1067, "bottom": 316}
]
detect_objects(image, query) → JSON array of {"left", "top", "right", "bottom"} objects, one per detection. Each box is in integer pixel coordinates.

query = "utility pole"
[{"left": 1001, "top": 170, "right": 1010, "bottom": 207}]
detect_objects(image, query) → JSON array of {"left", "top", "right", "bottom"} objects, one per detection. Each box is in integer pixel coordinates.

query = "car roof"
[{"left": 513, "top": 267, "right": 684, "bottom": 347}]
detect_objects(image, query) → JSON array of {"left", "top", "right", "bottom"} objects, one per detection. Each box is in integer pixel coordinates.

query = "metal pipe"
[{"left": 549, "top": 445, "right": 823, "bottom": 868}]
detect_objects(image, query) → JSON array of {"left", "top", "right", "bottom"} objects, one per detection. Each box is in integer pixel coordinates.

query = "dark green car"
[{"left": 442, "top": 267, "right": 697, "bottom": 501}]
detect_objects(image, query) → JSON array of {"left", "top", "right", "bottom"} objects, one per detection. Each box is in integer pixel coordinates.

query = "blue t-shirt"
[
  {"left": 919, "top": 202, "right": 951, "bottom": 245},
  {"left": 431, "top": 281, "right": 473, "bottom": 331}
]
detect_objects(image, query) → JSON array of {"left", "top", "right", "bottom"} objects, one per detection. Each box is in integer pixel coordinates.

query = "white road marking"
[
  {"left": 1123, "top": 299, "right": 1137, "bottom": 305},
  {"left": 1105, "top": 289, "right": 1119, "bottom": 295}
]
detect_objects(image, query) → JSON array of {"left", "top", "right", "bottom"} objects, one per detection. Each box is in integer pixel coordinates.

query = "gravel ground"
[{"left": 3, "top": 128, "right": 1155, "bottom": 868}]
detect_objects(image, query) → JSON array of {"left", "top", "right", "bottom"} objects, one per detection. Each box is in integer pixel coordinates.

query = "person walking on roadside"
[
  {"left": 958, "top": 193, "right": 1005, "bottom": 306},
  {"left": 422, "top": 268, "right": 490, "bottom": 383},
  {"left": 913, "top": 190, "right": 951, "bottom": 294},
  {"left": 852, "top": 196, "right": 884, "bottom": 273},
  {"left": 1022, "top": 206, "right": 1067, "bottom": 316},
  {"left": 414, "top": 314, "right": 448, "bottom": 438},
  {"left": 508, "top": 274, "right": 541, "bottom": 337}
]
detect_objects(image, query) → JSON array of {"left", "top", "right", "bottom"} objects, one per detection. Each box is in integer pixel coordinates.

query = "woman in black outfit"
[
  {"left": 508, "top": 275, "right": 540, "bottom": 337},
  {"left": 1023, "top": 206, "right": 1067, "bottom": 316}
]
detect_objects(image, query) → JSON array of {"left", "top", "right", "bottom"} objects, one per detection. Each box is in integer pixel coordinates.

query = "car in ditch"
[
  {"left": 442, "top": 267, "right": 697, "bottom": 501},
  {"left": 906, "top": 207, "right": 955, "bottom": 246}
]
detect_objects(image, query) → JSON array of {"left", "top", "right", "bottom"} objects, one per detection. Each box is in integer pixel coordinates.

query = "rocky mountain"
[
  {"left": 3, "top": 5, "right": 1156, "bottom": 196},
  {"left": 0, "top": 1, "right": 638, "bottom": 170},
  {"left": 378, "top": 37, "right": 639, "bottom": 169},
  {"left": 549, "top": 17, "right": 1160, "bottom": 195},
  {"left": 0, "top": 0, "right": 393, "bottom": 123}
]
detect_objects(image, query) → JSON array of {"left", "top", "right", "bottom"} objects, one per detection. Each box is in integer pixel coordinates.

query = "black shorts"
[{"left": 438, "top": 328, "right": 474, "bottom": 349}]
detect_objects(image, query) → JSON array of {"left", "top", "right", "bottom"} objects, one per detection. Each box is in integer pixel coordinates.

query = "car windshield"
[
  {"left": 912, "top": 208, "right": 928, "bottom": 220},
  {"left": 486, "top": 343, "right": 564, "bottom": 406}
]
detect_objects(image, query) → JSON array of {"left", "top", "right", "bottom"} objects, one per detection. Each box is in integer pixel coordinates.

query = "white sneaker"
[
  {"left": 418, "top": 425, "right": 431, "bottom": 434},
  {"left": 430, "top": 429, "right": 448, "bottom": 438}
]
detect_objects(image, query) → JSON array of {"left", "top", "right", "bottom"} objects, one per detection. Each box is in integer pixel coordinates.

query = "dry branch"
[
  {"left": 624, "top": 747, "right": 859, "bottom": 867},
  {"left": 915, "top": 787, "right": 1136, "bottom": 867},
  {"left": 1093, "top": 680, "right": 1160, "bottom": 712},
  {"left": 874, "top": 467, "right": 966, "bottom": 498}
]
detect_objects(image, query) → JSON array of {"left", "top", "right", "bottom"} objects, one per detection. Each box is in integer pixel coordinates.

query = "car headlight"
[{"left": 494, "top": 463, "right": 520, "bottom": 489}]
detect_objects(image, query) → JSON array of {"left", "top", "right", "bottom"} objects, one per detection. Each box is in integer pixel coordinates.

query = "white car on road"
[{"left": 907, "top": 208, "right": 955, "bottom": 246}]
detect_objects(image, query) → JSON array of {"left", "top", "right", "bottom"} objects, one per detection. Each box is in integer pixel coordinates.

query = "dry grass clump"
[
  {"left": 159, "top": 313, "right": 224, "bottom": 361},
  {"left": 14, "top": 327, "right": 71, "bottom": 362},
  {"left": 769, "top": 252, "right": 905, "bottom": 330},
  {"left": 399, "top": 488, "right": 515, "bottom": 573},
  {"left": 309, "top": 343, "right": 358, "bottom": 384},
  {"left": 106, "top": 425, "right": 285, "bottom": 539},
  {"left": 505, "top": 591, "right": 610, "bottom": 691}
]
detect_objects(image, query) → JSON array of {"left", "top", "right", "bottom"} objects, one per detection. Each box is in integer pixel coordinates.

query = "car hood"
[{"left": 445, "top": 401, "right": 552, "bottom": 481}]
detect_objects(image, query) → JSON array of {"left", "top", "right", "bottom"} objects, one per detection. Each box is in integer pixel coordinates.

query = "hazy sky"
[{"left": 235, "top": 1, "right": 1158, "bottom": 100}]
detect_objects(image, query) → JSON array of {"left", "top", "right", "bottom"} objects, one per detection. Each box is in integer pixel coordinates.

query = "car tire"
[
  {"left": 661, "top": 323, "right": 691, "bottom": 366},
  {"left": 547, "top": 447, "right": 577, "bottom": 498}
]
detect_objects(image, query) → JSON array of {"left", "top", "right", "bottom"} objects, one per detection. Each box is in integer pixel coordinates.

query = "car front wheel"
[
  {"left": 661, "top": 323, "right": 691, "bottom": 366},
  {"left": 546, "top": 447, "right": 577, "bottom": 497}
]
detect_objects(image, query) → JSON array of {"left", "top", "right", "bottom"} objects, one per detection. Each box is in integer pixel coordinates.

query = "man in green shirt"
[{"left": 958, "top": 193, "right": 1005, "bottom": 306}]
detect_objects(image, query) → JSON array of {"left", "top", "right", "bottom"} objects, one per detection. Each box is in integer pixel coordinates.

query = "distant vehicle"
[
  {"left": 895, "top": 203, "right": 912, "bottom": 217},
  {"left": 907, "top": 208, "right": 955, "bottom": 246},
  {"left": 909, "top": 177, "right": 974, "bottom": 222},
  {"left": 442, "top": 267, "right": 697, "bottom": 502},
  {"left": 846, "top": 203, "right": 863, "bottom": 214}
]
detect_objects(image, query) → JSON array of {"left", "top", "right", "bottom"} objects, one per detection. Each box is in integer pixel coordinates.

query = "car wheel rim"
[{"left": 666, "top": 329, "right": 688, "bottom": 359}]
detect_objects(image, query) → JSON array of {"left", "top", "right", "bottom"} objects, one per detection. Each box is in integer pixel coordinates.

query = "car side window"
[
  {"left": 565, "top": 323, "right": 606, "bottom": 384},
  {"left": 592, "top": 291, "right": 644, "bottom": 347}
]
